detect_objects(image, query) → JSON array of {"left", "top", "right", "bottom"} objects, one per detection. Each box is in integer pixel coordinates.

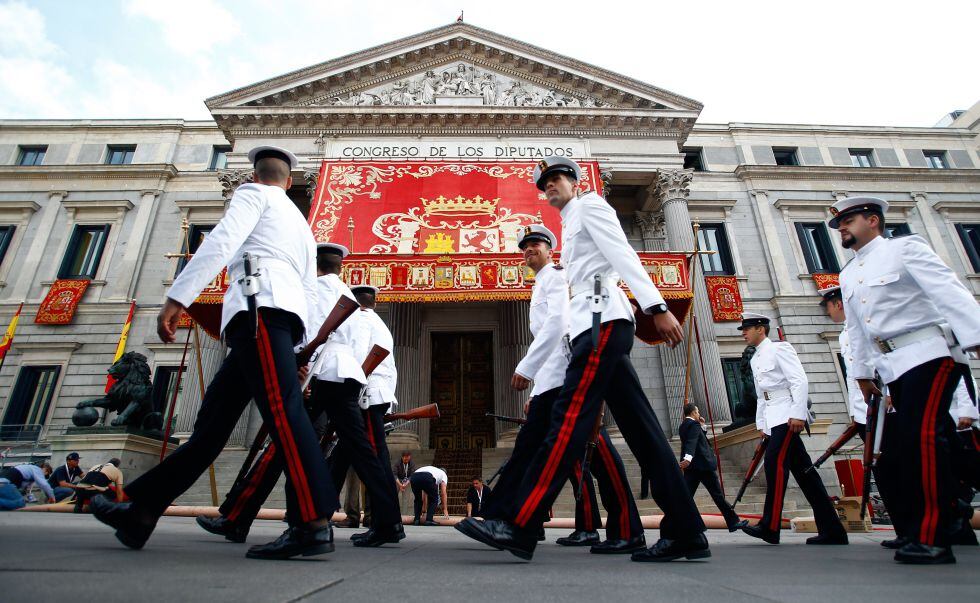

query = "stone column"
[
  {"left": 111, "top": 189, "right": 161, "bottom": 300},
  {"left": 12, "top": 190, "right": 66, "bottom": 300},
  {"left": 634, "top": 209, "right": 672, "bottom": 428},
  {"left": 389, "top": 302, "right": 423, "bottom": 449},
  {"left": 911, "top": 192, "right": 955, "bottom": 267},
  {"left": 653, "top": 169, "right": 732, "bottom": 433},
  {"left": 497, "top": 300, "right": 531, "bottom": 445}
]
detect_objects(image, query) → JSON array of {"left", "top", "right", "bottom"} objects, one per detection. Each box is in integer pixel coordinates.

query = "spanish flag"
[
  {"left": 105, "top": 300, "right": 136, "bottom": 392},
  {"left": 0, "top": 303, "right": 23, "bottom": 365}
]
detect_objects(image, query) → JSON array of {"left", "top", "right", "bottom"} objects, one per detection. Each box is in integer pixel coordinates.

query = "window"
[
  {"left": 795, "top": 222, "right": 840, "bottom": 273},
  {"left": 209, "top": 146, "right": 231, "bottom": 171},
  {"left": 721, "top": 358, "right": 747, "bottom": 422},
  {"left": 849, "top": 149, "right": 874, "bottom": 168},
  {"left": 105, "top": 145, "right": 136, "bottom": 165},
  {"left": 696, "top": 223, "right": 735, "bottom": 275},
  {"left": 923, "top": 151, "right": 948, "bottom": 169},
  {"left": 772, "top": 147, "right": 799, "bottom": 166},
  {"left": 956, "top": 224, "right": 980, "bottom": 272},
  {"left": 151, "top": 366, "right": 185, "bottom": 415},
  {"left": 0, "top": 225, "right": 14, "bottom": 264},
  {"left": 884, "top": 223, "right": 911, "bottom": 238},
  {"left": 59, "top": 224, "right": 110, "bottom": 279},
  {"left": 175, "top": 224, "right": 215, "bottom": 275},
  {"left": 16, "top": 146, "right": 46, "bottom": 166},
  {"left": 1, "top": 366, "right": 60, "bottom": 440},
  {"left": 683, "top": 148, "right": 704, "bottom": 171}
]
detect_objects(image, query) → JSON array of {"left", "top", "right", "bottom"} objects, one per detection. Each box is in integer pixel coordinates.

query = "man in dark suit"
[
  {"left": 679, "top": 403, "right": 746, "bottom": 532},
  {"left": 466, "top": 477, "right": 491, "bottom": 518}
]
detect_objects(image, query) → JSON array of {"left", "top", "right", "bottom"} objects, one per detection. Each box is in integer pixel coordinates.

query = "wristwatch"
[{"left": 648, "top": 303, "right": 669, "bottom": 315}]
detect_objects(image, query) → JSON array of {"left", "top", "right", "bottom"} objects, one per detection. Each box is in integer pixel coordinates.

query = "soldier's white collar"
[
  {"left": 756, "top": 336, "right": 773, "bottom": 350},
  {"left": 854, "top": 234, "right": 886, "bottom": 257},
  {"left": 558, "top": 194, "right": 582, "bottom": 219}
]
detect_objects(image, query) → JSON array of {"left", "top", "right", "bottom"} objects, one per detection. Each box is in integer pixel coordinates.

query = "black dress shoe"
[
  {"left": 454, "top": 518, "right": 536, "bottom": 560},
  {"left": 950, "top": 526, "right": 978, "bottom": 546},
  {"left": 90, "top": 495, "right": 156, "bottom": 550},
  {"left": 556, "top": 530, "right": 600, "bottom": 546},
  {"left": 538, "top": 527, "right": 545, "bottom": 541},
  {"left": 351, "top": 525, "right": 403, "bottom": 547},
  {"left": 894, "top": 541, "right": 956, "bottom": 565},
  {"left": 245, "top": 525, "right": 334, "bottom": 560},
  {"left": 590, "top": 535, "right": 646, "bottom": 554},
  {"left": 741, "top": 524, "right": 780, "bottom": 544},
  {"left": 455, "top": 518, "right": 503, "bottom": 551},
  {"left": 631, "top": 534, "right": 711, "bottom": 562},
  {"left": 880, "top": 536, "right": 909, "bottom": 549},
  {"left": 196, "top": 515, "right": 249, "bottom": 543},
  {"left": 353, "top": 523, "right": 406, "bottom": 543},
  {"left": 422, "top": 520, "right": 439, "bottom": 526},
  {"left": 412, "top": 518, "right": 421, "bottom": 526},
  {"left": 806, "top": 532, "right": 849, "bottom": 545},
  {"left": 728, "top": 519, "right": 749, "bottom": 533}
]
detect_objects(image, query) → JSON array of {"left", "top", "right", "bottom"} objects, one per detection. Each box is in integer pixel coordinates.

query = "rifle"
[
  {"left": 235, "top": 424, "right": 270, "bottom": 484},
  {"left": 485, "top": 412, "right": 527, "bottom": 426},
  {"left": 860, "top": 389, "right": 884, "bottom": 520},
  {"left": 732, "top": 436, "right": 768, "bottom": 509},
  {"left": 385, "top": 403, "right": 440, "bottom": 423},
  {"left": 804, "top": 422, "right": 861, "bottom": 474},
  {"left": 361, "top": 344, "right": 389, "bottom": 377},
  {"left": 296, "top": 295, "right": 360, "bottom": 367},
  {"left": 576, "top": 402, "right": 606, "bottom": 501}
]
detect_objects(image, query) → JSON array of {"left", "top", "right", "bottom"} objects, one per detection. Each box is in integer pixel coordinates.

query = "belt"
[
  {"left": 569, "top": 277, "right": 619, "bottom": 298},
  {"left": 762, "top": 388, "right": 792, "bottom": 401},
  {"left": 874, "top": 325, "right": 944, "bottom": 354},
  {"left": 227, "top": 256, "right": 294, "bottom": 282}
]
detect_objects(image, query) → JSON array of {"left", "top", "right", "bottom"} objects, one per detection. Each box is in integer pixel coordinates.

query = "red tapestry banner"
[
  {"left": 308, "top": 160, "right": 603, "bottom": 253},
  {"left": 34, "top": 279, "right": 90, "bottom": 325},
  {"left": 811, "top": 273, "right": 840, "bottom": 290},
  {"left": 704, "top": 276, "right": 743, "bottom": 322},
  {"left": 183, "top": 268, "right": 229, "bottom": 340}
]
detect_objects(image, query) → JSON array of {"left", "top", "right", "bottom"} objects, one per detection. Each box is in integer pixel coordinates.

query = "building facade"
[{"left": 1, "top": 23, "right": 978, "bottom": 470}]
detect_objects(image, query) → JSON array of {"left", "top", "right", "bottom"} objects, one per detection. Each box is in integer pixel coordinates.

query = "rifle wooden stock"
[
  {"left": 860, "top": 392, "right": 883, "bottom": 520},
  {"left": 733, "top": 436, "right": 768, "bottom": 508},
  {"left": 485, "top": 412, "right": 527, "bottom": 426},
  {"left": 361, "top": 344, "right": 390, "bottom": 377},
  {"left": 577, "top": 401, "right": 606, "bottom": 501},
  {"left": 296, "top": 296, "right": 360, "bottom": 366},
  {"left": 384, "top": 403, "right": 440, "bottom": 423},
  {"left": 235, "top": 424, "right": 270, "bottom": 484},
  {"left": 806, "top": 422, "right": 861, "bottom": 474}
]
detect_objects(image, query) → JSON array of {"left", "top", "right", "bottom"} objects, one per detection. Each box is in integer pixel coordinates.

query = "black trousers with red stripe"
[
  {"left": 503, "top": 320, "right": 704, "bottom": 540},
  {"left": 683, "top": 469, "right": 740, "bottom": 528},
  {"left": 855, "top": 416, "right": 907, "bottom": 535},
  {"left": 126, "top": 309, "right": 337, "bottom": 524},
  {"left": 888, "top": 357, "right": 962, "bottom": 547},
  {"left": 758, "top": 424, "right": 844, "bottom": 538},
  {"left": 319, "top": 380, "right": 402, "bottom": 530}
]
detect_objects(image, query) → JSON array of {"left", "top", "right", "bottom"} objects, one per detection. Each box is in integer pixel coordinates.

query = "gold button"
[
  {"left": 859, "top": 262, "right": 864, "bottom": 267},
  {"left": 861, "top": 299, "right": 866, "bottom": 303},
  {"left": 858, "top": 279, "right": 863, "bottom": 284},
  {"left": 865, "top": 318, "right": 871, "bottom": 323}
]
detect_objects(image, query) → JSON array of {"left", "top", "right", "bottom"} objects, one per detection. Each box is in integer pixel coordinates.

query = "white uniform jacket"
[
  {"left": 559, "top": 191, "right": 666, "bottom": 339},
  {"left": 168, "top": 183, "right": 318, "bottom": 336},
  {"left": 350, "top": 308, "right": 398, "bottom": 409},
  {"left": 514, "top": 263, "right": 570, "bottom": 397},
  {"left": 951, "top": 377, "right": 979, "bottom": 422},
  {"left": 750, "top": 337, "right": 809, "bottom": 434},
  {"left": 311, "top": 274, "right": 365, "bottom": 385},
  {"left": 841, "top": 235, "right": 980, "bottom": 384},
  {"left": 838, "top": 329, "right": 868, "bottom": 424}
]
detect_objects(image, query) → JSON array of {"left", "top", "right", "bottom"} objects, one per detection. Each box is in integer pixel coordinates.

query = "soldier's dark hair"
[
  {"left": 683, "top": 403, "right": 698, "bottom": 417},
  {"left": 316, "top": 251, "right": 343, "bottom": 275},
  {"left": 762, "top": 324, "right": 771, "bottom": 336},
  {"left": 471, "top": 476, "right": 482, "bottom": 482},
  {"left": 353, "top": 290, "right": 376, "bottom": 308},
  {"left": 858, "top": 210, "right": 886, "bottom": 233},
  {"left": 819, "top": 290, "right": 843, "bottom": 308},
  {"left": 108, "top": 458, "right": 121, "bottom": 467},
  {"left": 254, "top": 157, "right": 291, "bottom": 185}
]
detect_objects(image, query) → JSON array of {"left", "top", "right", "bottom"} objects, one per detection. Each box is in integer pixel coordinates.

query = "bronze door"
[{"left": 429, "top": 332, "right": 495, "bottom": 449}]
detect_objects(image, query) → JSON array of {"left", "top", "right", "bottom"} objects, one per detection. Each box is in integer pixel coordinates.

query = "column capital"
[
  {"left": 139, "top": 189, "right": 163, "bottom": 198},
  {"left": 47, "top": 190, "right": 68, "bottom": 200},
  {"left": 304, "top": 168, "right": 320, "bottom": 200},
  {"left": 654, "top": 168, "right": 693, "bottom": 204},
  {"left": 217, "top": 168, "right": 254, "bottom": 200},
  {"left": 599, "top": 169, "right": 613, "bottom": 197},
  {"left": 910, "top": 191, "right": 928, "bottom": 201},
  {"left": 831, "top": 190, "right": 849, "bottom": 202}
]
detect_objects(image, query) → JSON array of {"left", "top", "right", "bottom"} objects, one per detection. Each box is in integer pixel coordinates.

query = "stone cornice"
[
  {"left": 0, "top": 200, "right": 41, "bottom": 213},
  {"left": 61, "top": 198, "right": 134, "bottom": 212},
  {"left": 772, "top": 197, "right": 916, "bottom": 212},
  {"left": 206, "top": 23, "right": 702, "bottom": 113},
  {"left": 734, "top": 165, "right": 980, "bottom": 184},
  {"left": 0, "top": 164, "right": 179, "bottom": 182},
  {"left": 696, "top": 122, "right": 975, "bottom": 139},
  {"left": 932, "top": 200, "right": 980, "bottom": 213}
]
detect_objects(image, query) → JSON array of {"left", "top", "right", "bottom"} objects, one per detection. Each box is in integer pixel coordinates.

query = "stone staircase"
[{"left": 432, "top": 448, "right": 483, "bottom": 515}]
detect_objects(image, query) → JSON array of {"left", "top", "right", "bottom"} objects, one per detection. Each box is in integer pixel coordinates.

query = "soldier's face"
[
  {"left": 838, "top": 213, "right": 879, "bottom": 249},
  {"left": 523, "top": 240, "right": 551, "bottom": 271},
  {"left": 741, "top": 325, "right": 765, "bottom": 346},
  {"left": 823, "top": 299, "right": 845, "bottom": 323},
  {"left": 545, "top": 173, "right": 577, "bottom": 208}
]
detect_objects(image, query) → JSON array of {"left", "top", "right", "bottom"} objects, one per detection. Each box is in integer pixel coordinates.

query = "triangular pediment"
[{"left": 206, "top": 23, "right": 701, "bottom": 113}]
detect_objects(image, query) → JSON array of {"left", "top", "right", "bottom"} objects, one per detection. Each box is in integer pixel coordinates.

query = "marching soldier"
[
  {"left": 92, "top": 146, "right": 338, "bottom": 560},
  {"left": 738, "top": 312, "right": 849, "bottom": 546},
  {"left": 310, "top": 245, "right": 404, "bottom": 547},
  {"left": 467, "top": 225, "right": 644, "bottom": 553},
  {"left": 456, "top": 157, "right": 709, "bottom": 562},
  {"left": 830, "top": 196, "right": 980, "bottom": 563}
]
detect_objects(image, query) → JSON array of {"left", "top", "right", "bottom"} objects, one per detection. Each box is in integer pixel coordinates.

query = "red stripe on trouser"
[
  {"left": 597, "top": 436, "right": 630, "bottom": 538},
  {"left": 919, "top": 359, "right": 953, "bottom": 545},
  {"left": 769, "top": 431, "right": 794, "bottom": 532},
  {"left": 971, "top": 431, "right": 979, "bottom": 453},
  {"left": 363, "top": 410, "right": 378, "bottom": 456},
  {"left": 227, "top": 442, "right": 277, "bottom": 522},
  {"left": 572, "top": 461, "right": 593, "bottom": 531},
  {"left": 516, "top": 324, "right": 613, "bottom": 527},
  {"left": 256, "top": 319, "right": 316, "bottom": 522}
]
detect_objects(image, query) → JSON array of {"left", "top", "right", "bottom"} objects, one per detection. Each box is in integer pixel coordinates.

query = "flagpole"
[{"left": 0, "top": 301, "right": 24, "bottom": 376}]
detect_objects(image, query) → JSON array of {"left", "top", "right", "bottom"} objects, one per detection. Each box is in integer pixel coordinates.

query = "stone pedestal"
[
  {"left": 386, "top": 430, "right": 422, "bottom": 452},
  {"left": 494, "top": 427, "right": 520, "bottom": 449},
  {"left": 49, "top": 430, "right": 178, "bottom": 483}
]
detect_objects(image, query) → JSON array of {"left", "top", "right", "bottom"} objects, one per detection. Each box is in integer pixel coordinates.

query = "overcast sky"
[{"left": 0, "top": 0, "right": 976, "bottom": 126}]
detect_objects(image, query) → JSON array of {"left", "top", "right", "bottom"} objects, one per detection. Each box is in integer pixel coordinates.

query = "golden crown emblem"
[{"left": 421, "top": 195, "right": 499, "bottom": 216}]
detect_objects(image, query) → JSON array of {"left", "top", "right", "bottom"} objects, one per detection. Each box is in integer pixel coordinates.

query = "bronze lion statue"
[{"left": 75, "top": 351, "right": 163, "bottom": 431}]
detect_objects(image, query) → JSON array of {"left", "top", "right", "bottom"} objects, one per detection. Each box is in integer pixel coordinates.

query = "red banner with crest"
[
  {"left": 704, "top": 276, "right": 743, "bottom": 321},
  {"left": 34, "top": 279, "right": 90, "bottom": 325},
  {"left": 811, "top": 273, "right": 840, "bottom": 291}
]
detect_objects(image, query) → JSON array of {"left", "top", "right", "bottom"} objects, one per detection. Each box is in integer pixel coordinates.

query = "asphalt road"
[{"left": 1, "top": 513, "right": 977, "bottom": 602}]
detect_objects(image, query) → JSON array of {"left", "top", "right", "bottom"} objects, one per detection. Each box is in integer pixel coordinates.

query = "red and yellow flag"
[
  {"left": 105, "top": 300, "right": 136, "bottom": 392},
  {"left": 0, "top": 303, "right": 24, "bottom": 364}
]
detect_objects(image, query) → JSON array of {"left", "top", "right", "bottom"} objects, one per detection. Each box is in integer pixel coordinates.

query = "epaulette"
[{"left": 553, "top": 265, "right": 564, "bottom": 271}]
